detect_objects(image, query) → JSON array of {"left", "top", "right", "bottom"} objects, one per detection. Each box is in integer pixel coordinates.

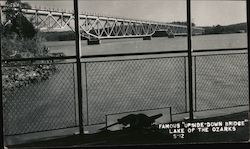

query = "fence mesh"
[
  {"left": 2, "top": 52, "right": 249, "bottom": 135},
  {"left": 194, "top": 53, "right": 249, "bottom": 111},
  {"left": 84, "top": 57, "right": 187, "bottom": 125},
  {"left": 3, "top": 62, "right": 77, "bottom": 135}
]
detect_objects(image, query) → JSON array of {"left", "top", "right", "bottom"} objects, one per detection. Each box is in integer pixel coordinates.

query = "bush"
[{"left": 1, "top": 33, "right": 48, "bottom": 59}]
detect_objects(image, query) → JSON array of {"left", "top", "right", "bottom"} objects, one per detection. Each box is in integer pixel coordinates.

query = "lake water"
[{"left": 46, "top": 33, "right": 247, "bottom": 56}]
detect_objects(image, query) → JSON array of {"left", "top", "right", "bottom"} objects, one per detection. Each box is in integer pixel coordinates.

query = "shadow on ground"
[{"left": 8, "top": 111, "right": 249, "bottom": 148}]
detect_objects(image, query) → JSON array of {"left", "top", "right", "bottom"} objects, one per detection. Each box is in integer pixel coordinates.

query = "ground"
[{"left": 8, "top": 111, "right": 249, "bottom": 148}]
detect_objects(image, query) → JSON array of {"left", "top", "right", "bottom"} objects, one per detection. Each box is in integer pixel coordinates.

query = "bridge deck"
[{"left": 0, "top": 6, "right": 205, "bottom": 42}]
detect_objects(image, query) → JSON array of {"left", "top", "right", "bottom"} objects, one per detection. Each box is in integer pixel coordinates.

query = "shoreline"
[{"left": 2, "top": 63, "right": 58, "bottom": 102}]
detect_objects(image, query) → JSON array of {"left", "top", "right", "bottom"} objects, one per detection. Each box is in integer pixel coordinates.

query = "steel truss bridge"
[{"left": 1, "top": 6, "right": 205, "bottom": 44}]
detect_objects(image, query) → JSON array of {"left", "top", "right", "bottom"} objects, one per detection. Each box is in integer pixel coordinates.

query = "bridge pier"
[
  {"left": 87, "top": 39, "right": 101, "bottom": 45},
  {"left": 143, "top": 36, "right": 152, "bottom": 40},
  {"left": 168, "top": 34, "right": 175, "bottom": 38}
]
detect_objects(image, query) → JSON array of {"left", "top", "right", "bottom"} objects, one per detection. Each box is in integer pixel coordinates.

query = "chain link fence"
[
  {"left": 83, "top": 56, "right": 187, "bottom": 125},
  {"left": 2, "top": 52, "right": 249, "bottom": 136},
  {"left": 194, "top": 53, "right": 249, "bottom": 111},
  {"left": 2, "top": 62, "right": 77, "bottom": 135}
]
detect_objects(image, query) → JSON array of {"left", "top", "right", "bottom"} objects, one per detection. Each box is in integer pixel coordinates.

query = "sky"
[{"left": 0, "top": 0, "right": 247, "bottom": 26}]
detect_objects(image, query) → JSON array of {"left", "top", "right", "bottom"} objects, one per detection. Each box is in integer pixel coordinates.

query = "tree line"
[{"left": 203, "top": 23, "right": 247, "bottom": 35}]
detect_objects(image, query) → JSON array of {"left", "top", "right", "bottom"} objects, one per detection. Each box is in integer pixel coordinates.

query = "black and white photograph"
[{"left": 0, "top": 0, "right": 249, "bottom": 148}]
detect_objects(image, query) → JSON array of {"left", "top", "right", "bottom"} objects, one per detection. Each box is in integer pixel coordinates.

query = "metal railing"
[{"left": 1, "top": 48, "right": 249, "bottom": 136}]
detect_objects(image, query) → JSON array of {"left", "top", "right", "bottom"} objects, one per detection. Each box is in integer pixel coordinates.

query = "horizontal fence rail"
[{"left": 2, "top": 56, "right": 77, "bottom": 63}]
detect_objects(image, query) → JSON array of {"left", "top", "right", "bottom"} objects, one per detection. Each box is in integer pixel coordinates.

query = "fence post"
[
  {"left": 194, "top": 56, "right": 197, "bottom": 112},
  {"left": 247, "top": 0, "right": 250, "bottom": 125},
  {"left": 187, "top": 0, "right": 194, "bottom": 120},
  {"left": 84, "top": 63, "right": 89, "bottom": 125},
  {"left": 0, "top": 4, "right": 4, "bottom": 149},
  {"left": 73, "top": 0, "right": 84, "bottom": 134}
]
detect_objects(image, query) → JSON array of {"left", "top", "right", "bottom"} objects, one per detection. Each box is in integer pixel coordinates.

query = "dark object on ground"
[
  {"left": 100, "top": 113, "right": 163, "bottom": 131},
  {"left": 8, "top": 111, "right": 248, "bottom": 148}
]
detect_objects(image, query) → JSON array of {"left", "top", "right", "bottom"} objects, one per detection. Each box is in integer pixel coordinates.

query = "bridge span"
[{"left": 1, "top": 6, "right": 205, "bottom": 45}]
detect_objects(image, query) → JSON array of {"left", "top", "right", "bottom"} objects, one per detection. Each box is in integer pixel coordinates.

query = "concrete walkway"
[{"left": 4, "top": 105, "right": 249, "bottom": 146}]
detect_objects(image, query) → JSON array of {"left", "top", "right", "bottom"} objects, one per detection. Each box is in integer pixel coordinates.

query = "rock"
[{"left": 2, "top": 64, "right": 57, "bottom": 97}]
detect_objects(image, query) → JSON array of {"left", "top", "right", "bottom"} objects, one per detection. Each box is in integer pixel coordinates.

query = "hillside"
[{"left": 203, "top": 22, "right": 247, "bottom": 35}]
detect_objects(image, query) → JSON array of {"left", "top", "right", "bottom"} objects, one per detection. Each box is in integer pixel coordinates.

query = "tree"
[
  {"left": 5, "top": 0, "right": 31, "bottom": 20},
  {"left": 9, "top": 13, "right": 37, "bottom": 38},
  {"left": 4, "top": 0, "right": 36, "bottom": 39},
  {"left": 6, "top": 0, "right": 31, "bottom": 9},
  {"left": 1, "top": 0, "right": 48, "bottom": 59},
  {"left": 171, "top": 21, "right": 196, "bottom": 27}
]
